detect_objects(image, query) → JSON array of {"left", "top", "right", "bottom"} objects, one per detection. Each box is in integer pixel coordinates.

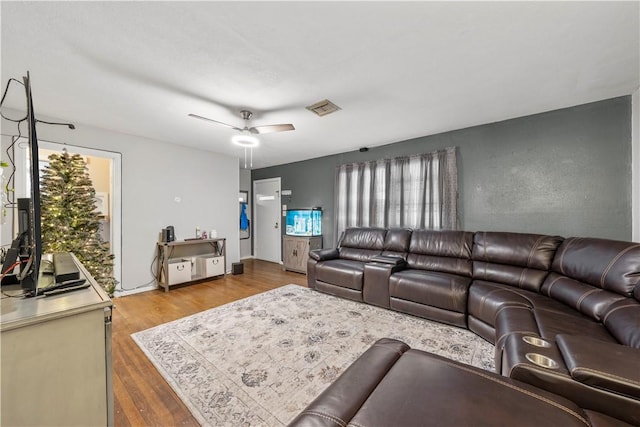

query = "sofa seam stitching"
[
  {"left": 477, "top": 287, "right": 506, "bottom": 324},
  {"left": 600, "top": 245, "right": 640, "bottom": 289},
  {"left": 528, "top": 235, "right": 545, "bottom": 268},
  {"left": 575, "top": 288, "right": 600, "bottom": 312},
  {"left": 300, "top": 410, "right": 347, "bottom": 427},
  {"left": 602, "top": 303, "right": 636, "bottom": 323},
  {"left": 545, "top": 274, "right": 563, "bottom": 297},
  {"left": 494, "top": 305, "right": 533, "bottom": 328},
  {"left": 518, "top": 268, "right": 527, "bottom": 289},
  {"left": 443, "top": 359, "right": 590, "bottom": 426}
]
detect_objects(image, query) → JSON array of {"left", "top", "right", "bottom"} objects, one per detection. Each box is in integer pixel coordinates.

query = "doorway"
[
  {"left": 253, "top": 177, "right": 281, "bottom": 263},
  {"left": 19, "top": 140, "right": 122, "bottom": 288}
]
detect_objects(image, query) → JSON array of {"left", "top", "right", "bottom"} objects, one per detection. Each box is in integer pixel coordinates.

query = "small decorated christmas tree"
[{"left": 40, "top": 150, "right": 117, "bottom": 296}]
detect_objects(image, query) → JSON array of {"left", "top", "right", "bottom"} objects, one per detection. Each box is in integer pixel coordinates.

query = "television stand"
[
  {"left": 156, "top": 238, "right": 227, "bottom": 291},
  {"left": 0, "top": 253, "right": 113, "bottom": 426},
  {"left": 283, "top": 235, "right": 322, "bottom": 274}
]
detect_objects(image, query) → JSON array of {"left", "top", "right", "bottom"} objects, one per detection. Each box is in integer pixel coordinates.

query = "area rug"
[{"left": 132, "top": 285, "right": 495, "bottom": 426}]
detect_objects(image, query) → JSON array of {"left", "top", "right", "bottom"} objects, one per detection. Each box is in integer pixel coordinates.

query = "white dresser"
[{"left": 0, "top": 255, "right": 113, "bottom": 426}]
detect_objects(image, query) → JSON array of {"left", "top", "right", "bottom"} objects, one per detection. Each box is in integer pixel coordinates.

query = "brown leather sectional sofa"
[
  {"left": 289, "top": 338, "right": 633, "bottom": 427},
  {"left": 299, "top": 227, "right": 640, "bottom": 426}
]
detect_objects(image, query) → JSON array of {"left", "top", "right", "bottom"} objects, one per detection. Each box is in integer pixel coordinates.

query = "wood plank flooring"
[{"left": 112, "top": 259, "right": 308, "bottom": 426}]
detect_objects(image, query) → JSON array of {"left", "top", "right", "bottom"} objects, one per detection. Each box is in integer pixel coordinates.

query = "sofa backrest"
[
  {"left": 338, "top": 227, "right": 387, "bottom": 262},
  {"left": 472, "top": 232, "right": 564, "bottom": 292},
  {"left": 406, "top": 230, "right": 474, "bottom": 277},
  {"left": 541, "top": 237, "right": 640, "bottom": 346},
  {"left": 381, "top": 228, "right": 413, "bottom": 260}
]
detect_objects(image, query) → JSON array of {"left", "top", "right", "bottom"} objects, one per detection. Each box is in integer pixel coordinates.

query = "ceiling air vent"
[{"left": 306, "top": 99, "right": 341, "bottom": 117}]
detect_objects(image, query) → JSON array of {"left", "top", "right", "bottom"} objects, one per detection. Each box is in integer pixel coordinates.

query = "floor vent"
[{"left": 305, "top": 99, "right": 341, "bottom": 117}]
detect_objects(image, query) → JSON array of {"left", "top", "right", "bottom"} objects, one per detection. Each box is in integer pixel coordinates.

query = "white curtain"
[{"left": 334, "top": 147, "right": 458, "bottom": 240}]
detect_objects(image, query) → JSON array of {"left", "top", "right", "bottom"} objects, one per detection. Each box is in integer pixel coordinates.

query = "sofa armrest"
[
  {"left": 363, "top": 261, "right": 405, "bottom": 309},
  {"left": 557, "top": 334, "right": 640, "bottom": 399},
  {"left": 370, "top": 255, "right": 406, "bottom": 266},
  {"left": 288, "top": 338, "right": 410, "bottom": 427},
  {"left": 309, "top": 248, "right": 339, "bottom": 261}
]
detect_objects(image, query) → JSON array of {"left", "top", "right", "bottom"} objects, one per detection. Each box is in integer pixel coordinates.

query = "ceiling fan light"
[{"left": 232, "top": 134, "right": 259, "bottom": 147}]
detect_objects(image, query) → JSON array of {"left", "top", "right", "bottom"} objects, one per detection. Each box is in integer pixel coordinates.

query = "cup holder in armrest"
[
  {"left": 525, "top": 353, "right": 559, "bottom": 369},
  {"left": 522, "top": 336, "right": 552, "bottom": 348}
]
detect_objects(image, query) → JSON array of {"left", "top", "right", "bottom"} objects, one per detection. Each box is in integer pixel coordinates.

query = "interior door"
[{"left": 254, "top": 177, "right": 281, "bottom": 263}]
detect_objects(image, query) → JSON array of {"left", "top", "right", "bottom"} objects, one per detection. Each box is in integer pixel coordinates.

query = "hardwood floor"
[{"left": 112, "top": 259, "right": 308, "bottom": 426}]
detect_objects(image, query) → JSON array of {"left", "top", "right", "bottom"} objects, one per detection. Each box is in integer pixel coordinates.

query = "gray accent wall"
[{"left": 253, "top": 96, "right": 632, "bottom": 248}]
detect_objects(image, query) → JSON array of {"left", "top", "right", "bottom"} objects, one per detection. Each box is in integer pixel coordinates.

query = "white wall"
[
  {"left": 1, "top": 109, "right": 239, "bottom": 291},
  {"left": 633, "top": 88, "right": 639, "bottom": 242}
]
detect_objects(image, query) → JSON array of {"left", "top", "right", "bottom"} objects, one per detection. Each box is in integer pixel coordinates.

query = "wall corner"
[{"left": 632, "top": 88, "right": 639, "bottom": 242}]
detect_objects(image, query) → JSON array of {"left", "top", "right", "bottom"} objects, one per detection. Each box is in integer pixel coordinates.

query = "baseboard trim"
[{"left": 115, "top": 284, "right": 158, "bottom": 297}]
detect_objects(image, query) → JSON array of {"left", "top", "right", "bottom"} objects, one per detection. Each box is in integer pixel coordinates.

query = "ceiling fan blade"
[
  {"left": 250, "top": 124, "right": 295, "bottom": 134},
  {"left": 188, "top": 114, "right": 242, "bottom": 131}
]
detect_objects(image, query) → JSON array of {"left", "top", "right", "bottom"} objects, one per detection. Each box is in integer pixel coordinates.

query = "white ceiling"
[{"left": 2, "top": 1, "right": 638, "bottom": 169}]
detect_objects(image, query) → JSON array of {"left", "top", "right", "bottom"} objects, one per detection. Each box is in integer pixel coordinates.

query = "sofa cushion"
[
  {"left": 602, "top": 298, "right": 640, "bottom": 348},
  {"left": 533, "top": 309, "right": 616, "bottom": 344},
  {"left": 381, "top": 227, "right": 412, "bottom": 259},
  {"left": 406, "top": 229, "right": 473, "bottom": 276},
  {"left": 468, "top": 281, "right": 570, "bottom": 327},
  {"left": 472, "top": 232, "right": 563, "bottom": 292},
  {"left": 350, "top": 349, "right": 593, "bottom": 427},
  {"left": 468, "top": 279, "right": 617, "bottom": 347},
  {"left": 541, "top": 238, "right": 640, "bottom": 324},
  {"left": 542, "top": 273, "right": 628, "bottom": 322},
  {"left": 389, "top": 269, "right": 471, "bottom": 313},
  {"left": 550, "top": 238, "right": 640, "bottom": 297},
  {"left": 338, "top": 227, "right": 386, "bottom": 261},
  {"left": 315, "top": 259, "right": 366, "bottom": 291},
  {"left": 473, "top": 232, "right": 564, "bottom": 270},
  {"left": 491, "top": 302, "right": 615, "bottom": 347},
  {"left": 557, "top": 334, "right": 640, "bottom": 400}
]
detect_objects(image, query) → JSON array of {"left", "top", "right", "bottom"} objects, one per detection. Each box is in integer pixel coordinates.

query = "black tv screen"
[{"left": 18, "top": 72, "right": 42, "bottom": 295}]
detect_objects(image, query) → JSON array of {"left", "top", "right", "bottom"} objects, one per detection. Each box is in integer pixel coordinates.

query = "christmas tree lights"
[{"left": 40, "top": 150, "right": 117, "bottom": 296}]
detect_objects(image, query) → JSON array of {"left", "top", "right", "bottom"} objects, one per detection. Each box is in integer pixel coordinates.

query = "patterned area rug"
[{"left": 132, "top": 285, "right": 494, "bottom": 426}]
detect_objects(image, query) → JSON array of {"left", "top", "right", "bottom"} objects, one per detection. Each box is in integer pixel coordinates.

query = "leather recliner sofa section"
[
  {"left": 306, "top": 227, "right": 640, "bottom": 425},
  {"left": 387, "top": 229, "right": 474, "bottom": 327},
  {"left": 288, "top": 338, "right": 635, "bottom": 427},
  {"left": 307, "top": 227, "right": 387, "bottom": 301}
]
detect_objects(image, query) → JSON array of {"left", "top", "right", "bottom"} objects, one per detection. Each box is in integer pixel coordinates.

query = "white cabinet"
[
  {"left": 0, "top": 254, "right": 113, "bottom": 426},
  {"left": 156, "top": 238, "right": 226, "bottom": 291},
  {"left": 283, "top": 235, "right": 322, "bottom": 274}
]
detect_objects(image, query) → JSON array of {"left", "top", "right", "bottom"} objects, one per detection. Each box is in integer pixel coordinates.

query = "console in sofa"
[
  {"left": 289, "top": 338, "right": 634, "bottom": 427},
  {"left": 306, "top": 227, "right": 640, "bottom": 425}
]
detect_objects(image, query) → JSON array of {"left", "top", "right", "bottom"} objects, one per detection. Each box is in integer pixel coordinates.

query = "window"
[{"left": 334, "top": 147, "right": 457, "bottom": 240}]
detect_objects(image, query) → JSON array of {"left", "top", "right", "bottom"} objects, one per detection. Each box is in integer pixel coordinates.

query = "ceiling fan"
[{"left": 188, "top": 110, "right": 295, "bottom": 135}]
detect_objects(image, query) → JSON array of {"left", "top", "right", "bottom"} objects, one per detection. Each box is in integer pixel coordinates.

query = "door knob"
[{"left": 275, "top": 222, "right": 279, "bottom": 229}]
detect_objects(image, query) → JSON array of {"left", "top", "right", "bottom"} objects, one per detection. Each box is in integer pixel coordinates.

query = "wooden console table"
[{"left": 156, "top": 238, "right": 226, "bottom": 292}]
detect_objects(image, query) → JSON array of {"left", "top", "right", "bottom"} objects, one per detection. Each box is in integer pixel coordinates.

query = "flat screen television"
[
  {"left": 2, "top": 72, "right": 42, "bottom": 295},
  {"left": 285, "top": 208, "right": 322, "bottom": 236}
]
